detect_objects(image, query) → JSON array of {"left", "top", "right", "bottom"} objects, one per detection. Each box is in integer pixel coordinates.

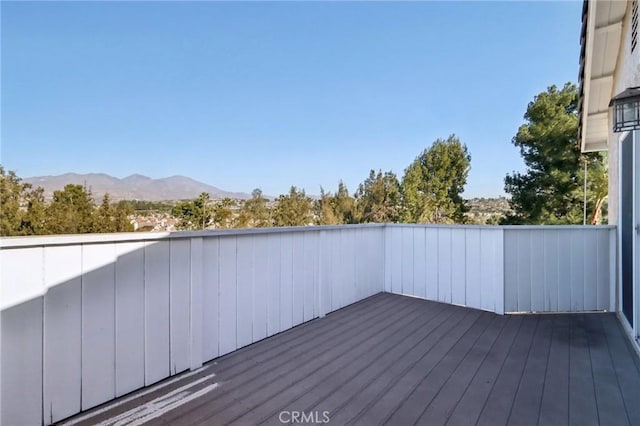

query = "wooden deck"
[{"left": 61, "top": 293, "right": 640, "bottom": 426}]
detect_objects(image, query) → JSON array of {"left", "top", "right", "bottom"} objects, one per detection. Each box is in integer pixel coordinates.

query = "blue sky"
[{"left": 1, "top": 1, "right": 582, "bottom": 198}]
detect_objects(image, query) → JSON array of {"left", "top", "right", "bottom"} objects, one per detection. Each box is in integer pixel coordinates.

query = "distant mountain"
[{"left": 24, "top": 173, "right": 252, "bottom": 202}]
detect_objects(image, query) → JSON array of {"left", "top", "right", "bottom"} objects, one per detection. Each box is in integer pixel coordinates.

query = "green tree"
[
  {"left": 0, "top": 166, "right": 47, "bottom": 236},
  {"left": 315, "top": 181, "right": 357, "bottom": 225},
  {"left": 273, "top": 186, "right": 313, "bottom": 226},
  {"left": 213, "top": 197, "right": 234, "bottom": 229},
  {"left": 172, "top": 192, "right": 213, "bottom": 230},
  {"left": 334, "top": 181, "right": 357, "bottom": 224},
  {"left": 502, "top": 83, "right": 608, "bottom": 224},
  {"left": 355, "top": 170, "right": 402, "bottom": 223},
  {"left": 20, "top": 186, "right": 47, "bottom": 235},
  {"left": 95, "top": 194, "right": 134, "bottom": 232},
  {"left": 46, "top": 184, "right": 96, "bottom": 234},
  {"left": 315, "top": 187, "right": 340, "bottom": 225},
  {"left": 237, "top": 189, "right": 271, "bottom": 228},
  {"left": 400, "top": 135, "right": 471, "bottom": 224}
]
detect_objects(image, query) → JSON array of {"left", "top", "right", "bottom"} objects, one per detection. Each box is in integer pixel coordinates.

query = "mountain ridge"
[{"left": 24, "top": 172, "right": 252, "bottom": 202}]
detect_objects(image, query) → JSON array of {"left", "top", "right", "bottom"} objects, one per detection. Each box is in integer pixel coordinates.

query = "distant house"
[{"left": 579, "top": 0, "right": 639, "bottom": 349}]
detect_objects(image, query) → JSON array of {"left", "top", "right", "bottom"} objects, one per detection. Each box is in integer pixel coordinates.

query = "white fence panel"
[
  {"left": 385, "top": 225, "right": 504, "bottom": 313},
  {"left": 144, "top": 241, "right": 170, "bottom": 385},
  {"left": 170, "top": 239, "right": 191, "bottom": 375},
  {"left": 503, "top": 227, "right": 613, "bottom": 313},
  {"left": 253, "top": 235, "right": 269, "bottom": 341},
  {"left": 218, "top": 236, "right": 237, "bottom": 356},
  {"left": 115, "top": 242, "right": 145, "bottom": 396},
  {"left": 81, "top": 243, "right": 116, "bottom": 410},
  {"left": 292, "top": 233, "right": 305, "bottom": 326},
  {"left": 202, "top": 237, "right": 220, "bottom": 361},
  {"left": 0, "top": 224, "right": 613, "bottom": 426},
  {"left": 44, "top": 246, "right": 82, "bottom": 423},
  {"left": 236, "top": 235, "right": 254, "bottom": 348}
]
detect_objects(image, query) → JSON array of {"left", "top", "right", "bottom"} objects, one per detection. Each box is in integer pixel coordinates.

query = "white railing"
[
  {"left": 0, "top": 224, "right": 615, "bottom": 426},
  {"left": 383, "top": 224, "right": 505, "bottom": 314},
  {"left": 0, "top": 226, "right": 385, "bottom": 426},
  {"left": 502, "top": 226, "right": 616, "bottom": 313}
]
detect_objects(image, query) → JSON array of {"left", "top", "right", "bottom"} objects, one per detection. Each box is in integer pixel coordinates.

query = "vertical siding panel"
[
  {"left": 280, "top": 233, "right": 294, "bottom": 330},
  {"left": 354, "top": 229, "right": 363, "bottom": 300},
  {"left": 530, "top": 230, "right": 545, "bottom": 312},
  {"left": 347, "top": 229, "right": 357, "bottom": 304},
  {"left": 318, "top": 230, "right": 331, "bottom": 317},
  {"left": 391, "top": 227, "right": 403, "bottom": 294},
  {"left": 375, "top": 227, "right": 385, "bottom": 294},
  {"left": 303, "top": 232, "right": 316, "bottom": 322},
  {"left": 44, "top": 246, "right": 82, "bottom": 423},
  {"left": 169, "top": 239, "right": 190, "bottom": 375},
  {"left": 236, "top": 235, "right": 254, "bottom": 348},
  {"left": 352, "top": 229, "right": 361, "bottom": 301},
  {"left": 82, "top": 243, "right": 116, "bottom": 409},
  {"left": 465, "top": 229, "right": 481, "bottom": 310},
  {"left": 493, "top": 229, "right": 505, "bottom": 315},
  {"left": 189, "top": 237, "right": 203, "bottom": 370},
  {"left": 480, "top": 229, "right": 501, "bottom": 313},
  {"left": 451, "top": 229, "right": 466, "bottom": 306},
  {"left": 596, "top": 229, "right": 610, "bottom": 310},
  {"left": 1, "top": 298, "right": 43, "bottom": 426},
  {"left": 330, "top": 231, "right": 342, "bottom": 310},
  {"left": 292, "top": 233, "right": 305, "bottom": 326},
  {"left": 253, "top": 235, "right": 269, "bottom": 341},
  {"left": 202, "top": 237, "right": 220, "bottom": 361},
  {"left": 413, "top": 228, "right": 427, "bottom": 298},
  {"left": 267, "top": 234, "right": 281, "bottom": 335},
  {"left": 516, "top": 230, "right": 531, "bottom": 312},
  {"left": 402, "top": 227, "right": 414, "bottom": 295},
  {"left": 543, "top": 231, "right": 559, "bottom": 312},
  {"left": 425, "top": 228, "right": 439, "bottom": 300},
  {"left": 503, "top": 230, "right": 518, "bottom": 312},
  {"left": 0, "top": 247, "right": 44, "bottom": 310},
  {"left": 384, "top": 226, "right": 392, "bottom": 292},
  {"left": 557, "top": 230, "right": 572, "bottom": 311},
  {"left": 144, "top": 240, "right": 170, "bottom": 385},
  {"left": 437, "top": 228, "right": 452, "bottom": 304},
  {"left": 114, "top": 242, "right": 145, "bottom": 397},
  {"left": 583, "top": 230, "right": 598, "bottom": 311},
  {"left": 218, "top": 236, "right": 237, "bottom": 356},
  {"left": 570, "top": 231, "right": 585, "bottom": 311}
]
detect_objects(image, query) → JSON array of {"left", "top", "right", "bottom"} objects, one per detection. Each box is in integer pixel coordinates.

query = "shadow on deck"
[{"left": 60, "top": 293, "right": 640, "bottom": 426}]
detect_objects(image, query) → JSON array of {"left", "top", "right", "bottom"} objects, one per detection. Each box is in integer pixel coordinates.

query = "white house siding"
[{"left": 609, "top": 1, "right": 640, "bottom": 226}]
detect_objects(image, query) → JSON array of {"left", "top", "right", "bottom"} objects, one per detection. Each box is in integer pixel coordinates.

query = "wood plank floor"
[{"left": 61, "top": 293, "right": 640, "bottom": 426}]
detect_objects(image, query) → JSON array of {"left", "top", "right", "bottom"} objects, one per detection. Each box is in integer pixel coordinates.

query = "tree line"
[
  {"left": 0, "top": 168, "right": 133, "bottom": 236},
  {"left": 0, "top": 82, "right": 609, "bottom": 236},
  {"left": 170, "top": 134, "right": 471, "bottom": 230}
]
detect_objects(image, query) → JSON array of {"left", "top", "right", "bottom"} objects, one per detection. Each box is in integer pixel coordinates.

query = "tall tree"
[
  {"left": 502, "top": 83, "right": 608, "bottom": 224},
  {"left": 401, "top": 135, "right": 471, "bottom": 224},
  {"left": 0, "top": 166, "right": 46, "bottom": 236},
  {"left": 46, "top": 184, "right": 96, "bottom": 234},
  {"left": 315, "top": 181, "right": 357, "bottom": 225},
  {"left": 213, "top": 197, "right": 234, "bottom": 229},
  {"left": 172, "top": 192, "right": 213, "bottom": 230},
  {"left": 315, "top": 187, "right": 340, "bottom": 225},
  {"left": 237, "top": 189, "right": 271, "bottom": 228},
  {"left": 273, "top": 186, "right": 313, "bottom": 226},
  {"left": 355, "top": 170, "right": 402, "bottom": 223},
  {"left": 95, "top": 193, "right": 134, "bottom": 232},
  {"left": 334, "top": 181, "right": 357, "bottom": 224}
]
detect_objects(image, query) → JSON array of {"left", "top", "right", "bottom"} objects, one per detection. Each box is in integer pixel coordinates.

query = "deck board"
[{"left": 59, "top": 293, "right": 640, "bottom": 426}]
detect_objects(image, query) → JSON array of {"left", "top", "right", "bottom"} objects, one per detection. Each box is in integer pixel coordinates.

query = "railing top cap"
[
  {"left": 0, "top": 223, "right": 615, "bottom": 249},
  {"left": 0, "top": 223, "right": 386, "bottom": 248}
]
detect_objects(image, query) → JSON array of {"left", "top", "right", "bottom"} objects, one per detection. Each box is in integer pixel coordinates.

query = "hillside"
[{"left": 24, "top": 173, "right": 251, "bottom": 202}]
